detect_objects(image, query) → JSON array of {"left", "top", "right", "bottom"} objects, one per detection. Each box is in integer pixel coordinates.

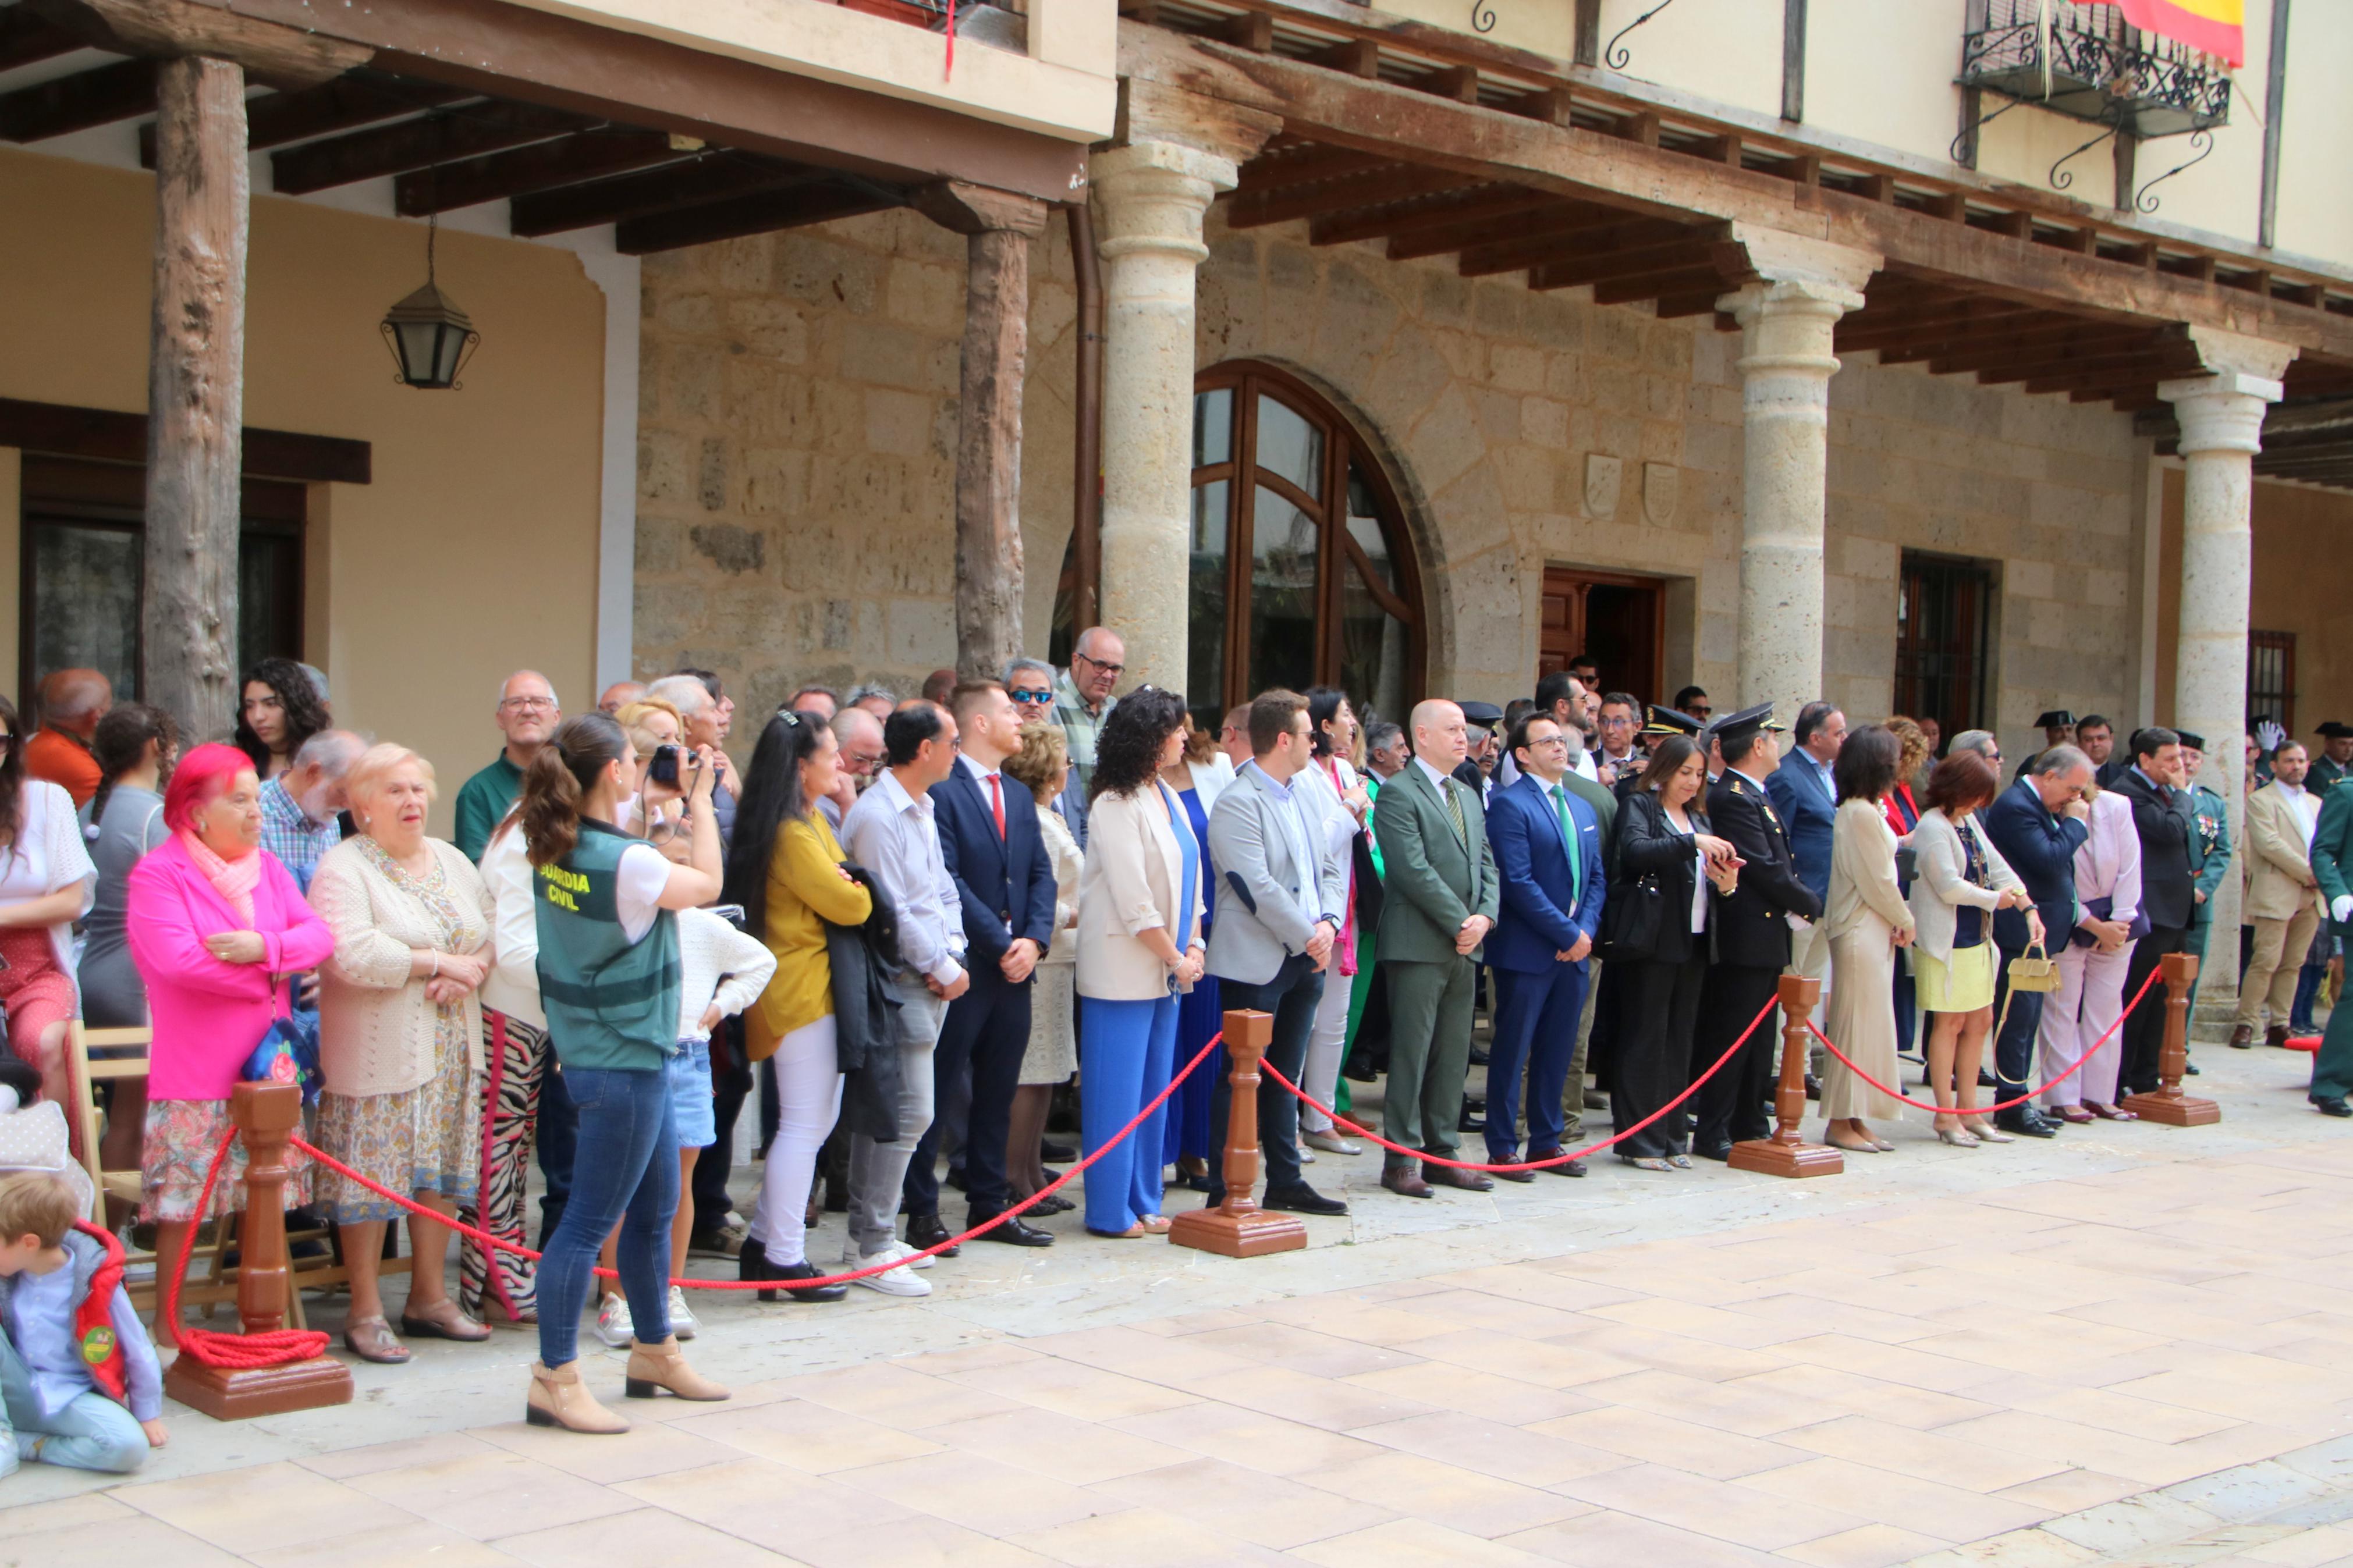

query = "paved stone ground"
[{"left": 3, "top": 1037, "right": 2350, "bottom": 1567}]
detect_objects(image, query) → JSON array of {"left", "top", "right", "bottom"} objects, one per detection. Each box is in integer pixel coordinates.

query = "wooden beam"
[
  {"left": 1421, "top": 65, "right": 1480, "bottom": 104},
  {"left": 1529, "top": 232, "right": 1726, "bottom": 291},
  {"left": 509, "top": 150, "right": 806, "bottom": 237},
  {"left": 143, "top": 55, "right": 247, "bottom": 738},
  {"left": 1307, "top": 37, "right": 1380, "bottom": 77},
  {"left": 1875, "top": 325, "right": 2153, "bottom": 369},
  {"left": 41, "top": 0, "right": 370, "bottom": 87},
  {"left": 0, "top": 5, "right": 82, "bottom": 70},
  {"left": 1458, "top": 212, "right": 1687, "bottom": 278},
  {"left": 271, "top": 99, "right": 587, "bottom": 194},
  {"left": 1909, "top": 333, "right": 2167, "bottom": 378},
  {"left": 1592, "top": 265, "right": 1723, "bottom": 305},
  {"left": 1222, "top": 10, "right": 1275, "bottom": 51},
  {"left": 1619, "top": 109, "right": 1660, "bottom": 146},
  {"left": 1227, "top": 161, "right": 1477, "bottom": 228},
  {"left": 1783, "top": 153, "right": 1822, "bottom": 187},
  {"left": 1656, "top": 289, "right": 1726, "bottom": 318},
  {"left": 0, "top": 58, "right": 152, "bottom": 142},
  {"left": 1233, "top": 143, "right": 1389, "bottom": 194},
  {"left": 2022, "top": 365, "right": 2180, "bottom": 396},
  {"left": 0, "top": 396, "right": 370, "bottom": 482},
  {"left": 142, "top": 73, "right": 475, "bottom": 166},
  {"left": 1354, "top": 189, "right": 1579, "bottom": 255},
  {"left": 1979, "top": 209, "right": 2032, "bottom": 239},
  {"left": 614, "top": 177, "right": 903, "bottom": 254},
  {"left": 1507, "top": 87, "right": 1573, "bottom": 127},
  {"left": 1856, "top": 173, "right": 1896, "bottom": 203},
  {"left": 394, "top": 129, "right": 686, "bottom": 215}
]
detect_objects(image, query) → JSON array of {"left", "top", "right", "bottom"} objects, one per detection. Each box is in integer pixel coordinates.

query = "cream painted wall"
[
  {"left": 1803, "top": 0, "right": 1971, "bottom": 167},
  {"left": 0, "top": 147, "right": 607, "bottom": 835},
  {"left": 1589, "top": 0, "right": 1781, "bottom": 116},
  {"left": 2274, "top": 1, "right": 2353, "bottom": 265}
]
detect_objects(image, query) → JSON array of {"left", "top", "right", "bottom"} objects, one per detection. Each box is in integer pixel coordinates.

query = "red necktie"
[{"left": 988, "top": 773, "right": 1005, "bottom": 839}]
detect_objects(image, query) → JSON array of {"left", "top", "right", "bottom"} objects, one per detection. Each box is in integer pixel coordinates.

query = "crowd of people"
[{"left": 0, "top": 644, "right": 2348, "bottom": 1462}]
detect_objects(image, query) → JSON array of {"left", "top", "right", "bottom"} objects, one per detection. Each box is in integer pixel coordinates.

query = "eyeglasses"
[
  {"left": 1074, "top": 653, "right": 1125, "bottom": 677},
  {"left": 1688, "top": 706, "right": 1712, "bottom": 719},
  {"left": 501, "top": 696, "right": 558, "bottom": 712},
  {"left": 1010, "top": 689, "right": 1053, "bottom": 706}
]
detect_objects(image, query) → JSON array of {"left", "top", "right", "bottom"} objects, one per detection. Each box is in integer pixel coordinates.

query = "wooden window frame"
[
  {"left": 2248, "top": 628, "right": 2296, "bottom": 738},
  {"left": 1894, "top": 549, "right": 1995, "bottom": 739}
]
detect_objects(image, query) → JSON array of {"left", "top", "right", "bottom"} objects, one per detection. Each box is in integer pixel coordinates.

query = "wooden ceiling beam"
[
  {"left": 1305, "top": 184, "right": 1533, "bottom": 247},
  {"left": 614, "top": 176, "right": 904, "bottom": 254},
  {"left": 2017, "top": 360, "right": 2201, "bottom": 396},
  {"left": 1590, "top": 265, "right": 1724, "bottom": 305},
  {"left": 1655, "top": 290, "right": 1727, "bottom": 318},
  {"left": 509, "top": 150, "right": 808, "bottom": 235},
  {"left": 0, "top": 57, "right": 151, "bottom": 142},
  {"left": 1233, "top": 143, "right": 1390, "bottom": 195},
  {"left": 0, "top": 5, "right": 84, "bottom": 70},
  {"left": 1962, "top": 347, "right": 2194, "bottom": 386},
  {"left": 141, "top": 73, "right": 479, "bottom": 166},
  {"left": 1227, "top": 161, "right": 1481, "bottom": 229},
  {"left": 1378, "top": 192, "right": 1598, "bottom": 257},
  {"left": 1834, "top": 303, "right": 2052, "bottom": 350},
  {"left": 1457, "top": 213, "right": 1689, "bottom": 278},
  {"left": 1876, "top": 324, "right": 2160, "bottom": 370},
  {"left": 395, "top": 127, "right": 686, "bottom": 214},
  {"left": 1529, "top": 236, "right": 1725, "bottom": 292},
  {"left": 272, "top": 99, "right": 590, "bottom": 194}
]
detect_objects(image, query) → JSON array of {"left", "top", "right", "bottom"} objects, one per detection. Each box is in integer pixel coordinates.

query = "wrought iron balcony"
[{"left": 1960, "top": 0, "right": 2231, "bottom": 140}]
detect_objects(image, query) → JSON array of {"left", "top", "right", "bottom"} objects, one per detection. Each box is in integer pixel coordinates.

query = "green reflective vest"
[{"left": 533, "top": 819, "right": 680, "bottom": 1072}]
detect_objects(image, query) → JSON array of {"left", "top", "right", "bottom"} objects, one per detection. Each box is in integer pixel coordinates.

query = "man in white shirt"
[{"left": 839, "top": 702, "right": 970, "bottom": 1286}]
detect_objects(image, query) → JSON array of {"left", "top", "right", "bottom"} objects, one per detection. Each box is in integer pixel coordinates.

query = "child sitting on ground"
[{"left": 0, "top": 1168, "right": 167, "bottom": 1476}]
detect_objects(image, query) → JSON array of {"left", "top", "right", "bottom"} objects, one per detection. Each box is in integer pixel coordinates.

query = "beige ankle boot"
[
  {"left": 624, "top": 1335, "right": 730, "bottom": 1402},
  {"left": 526, "top": 1359, "right": 630, "bottom": 1434}
]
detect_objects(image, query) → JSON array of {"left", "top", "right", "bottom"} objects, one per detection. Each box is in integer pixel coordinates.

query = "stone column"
[
  {"left": 1717, "top": 231, "right": 1880, "bottom": 723},
  {"left": 1090, "top": 140, "right": 1234, "bottom": 696},
  {"left": 2162, "top": 344, "right": 2290, "bottom": 996}
]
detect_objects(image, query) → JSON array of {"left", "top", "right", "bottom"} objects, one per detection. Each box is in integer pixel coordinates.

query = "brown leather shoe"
[
  {"left": 1424, "top": 1162, "right": 1495, "bottom": 1193},
  {"left": 1380, "top": 1158, "right": 1433, "bottom": 1199},
  {"left": 2229, "top": 1025, "right": 2255, "bottom": 1049},
  {"left": 2266, "top": 1024, "right": 2291, "bottom": 1048}
]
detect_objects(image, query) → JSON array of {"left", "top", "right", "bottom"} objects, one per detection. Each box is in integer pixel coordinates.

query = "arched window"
[{"left": 1187, "top": 361, "right": 1423, "bottom": 727}]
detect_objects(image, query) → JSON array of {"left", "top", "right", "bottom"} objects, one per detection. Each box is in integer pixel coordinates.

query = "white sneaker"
[
  {"left": 888, "top": 1238, "right": 935, "bottom": 1271},
  {"left": 668, "top": 1285, "right": 700, "bottom": 1341},
  {"left": 847, "top": 1243, "right": 931, "bottom": 1297},
  {"left": 594, "top": 1293, "right": 634, "bottom": 1348}
]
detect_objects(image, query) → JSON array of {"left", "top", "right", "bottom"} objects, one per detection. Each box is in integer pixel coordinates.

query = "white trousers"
[
  {"left": 1296, "top": 961, "right": 1355, "bottom": 1134},
  {"left": 746, "top": 1015, "right": 843, "bottom": 1266},
  {"left": 2039, "top": 938, "right": 2135, "bottom": 1110}
]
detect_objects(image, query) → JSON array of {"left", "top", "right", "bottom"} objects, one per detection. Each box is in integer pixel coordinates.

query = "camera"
[{"left": 650, "top": 744, "right": 697, "bottom": 787}]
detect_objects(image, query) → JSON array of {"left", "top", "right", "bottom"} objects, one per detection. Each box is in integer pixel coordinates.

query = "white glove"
[
  {"left": 1786, "top": 913, "right": 1812, "bottom": 933},
  {"left": 2257, "top": 720, "right": 2286, "bottom": 754},
  {"left": 2333, "top": 895, "right": 2352, "bottom": 926}
]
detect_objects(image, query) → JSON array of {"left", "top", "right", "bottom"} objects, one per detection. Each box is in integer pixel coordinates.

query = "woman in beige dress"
[
  {"left": 1002, "top": 723, "right": 1080, "bottom": 1210},
  {"left": 1819, "top": 725, "right": 1917, "bottom": 1154}
]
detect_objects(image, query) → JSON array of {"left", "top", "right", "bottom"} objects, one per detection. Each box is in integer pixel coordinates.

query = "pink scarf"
[{"left": 181, "top": 831, "right": 261, "bottom": 926}]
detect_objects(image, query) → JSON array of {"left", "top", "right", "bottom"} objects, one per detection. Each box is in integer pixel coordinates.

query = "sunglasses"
[{"left": 1010, "top": 689, "right": 1053, "bottom": 705}]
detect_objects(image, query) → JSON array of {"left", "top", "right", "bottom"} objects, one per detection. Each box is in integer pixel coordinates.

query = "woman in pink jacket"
[{"left": 127, "top": 743, "right": 335, "bottom": 1349}]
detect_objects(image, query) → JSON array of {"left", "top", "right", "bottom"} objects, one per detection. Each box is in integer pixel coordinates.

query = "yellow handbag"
[{"left": 2005, "top": 939, "right": 2061, "bottom": 994}]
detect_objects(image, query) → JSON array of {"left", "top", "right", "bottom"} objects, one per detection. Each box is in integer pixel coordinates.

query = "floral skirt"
[
  {"left": 315, "top": 1009, "right": 481, "bottom": 1224},
  {"left": 140, "top": 1098, "right": 314, "bottom": 1224}
]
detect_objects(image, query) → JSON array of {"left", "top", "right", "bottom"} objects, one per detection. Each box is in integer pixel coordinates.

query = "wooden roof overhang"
[
  {"left": 0, "top": 0, "right": 1087, "bottom": 253},
  {"left": 1124, "top": 0, "right": 2353, "bottom": 480}
]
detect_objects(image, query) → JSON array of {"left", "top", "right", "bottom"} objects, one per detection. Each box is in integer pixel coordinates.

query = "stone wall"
[{"left": 633, "top": 194, "right": 2144, "bottom": 760}]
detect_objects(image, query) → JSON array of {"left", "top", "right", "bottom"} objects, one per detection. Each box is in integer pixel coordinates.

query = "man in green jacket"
[
  {"left": 2306, "top": 780, "right": 2353, "bottom": 1117},
  {"left": 1373, "top": 699, "right": 1501, "bottom": 1198}
]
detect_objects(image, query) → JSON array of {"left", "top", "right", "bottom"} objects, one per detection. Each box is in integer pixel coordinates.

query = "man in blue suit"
[
  {"left": 907, "top": 681, "right": 1060, "bottom": 1246},
  {"left": 1768, "top": 701, "right": 1844, "bottom": 1085},
  {"left": 1484, "top": 713, "right": 1606, "bottom": 1178},
  {"left": 1982, "top": 745, "right": 2091, "bottom": 1139}
]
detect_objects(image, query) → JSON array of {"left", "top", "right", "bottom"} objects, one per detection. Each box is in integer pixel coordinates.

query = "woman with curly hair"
[
  {"left": 234, "top": 657, "right": 331, "bottom": 781},
  {"left": 1074, "top": 687, "right": 1204, "bottom": 1238}
]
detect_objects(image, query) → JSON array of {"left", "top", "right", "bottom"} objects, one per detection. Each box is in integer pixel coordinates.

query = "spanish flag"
[{"left": 2118, "top": 0, "right": 2245, "bottom": 66}]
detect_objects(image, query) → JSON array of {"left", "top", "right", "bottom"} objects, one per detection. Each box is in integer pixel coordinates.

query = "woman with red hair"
[{"left": 126, "top": 742, "right": 335, "bottom": 1348}]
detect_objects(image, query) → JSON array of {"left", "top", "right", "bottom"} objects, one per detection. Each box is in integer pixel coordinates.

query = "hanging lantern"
[{"left": 379, "top": 202, "right": 478, "bottom": 390}]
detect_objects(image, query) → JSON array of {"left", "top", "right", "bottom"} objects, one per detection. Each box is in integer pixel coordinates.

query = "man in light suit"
[
  {"left": 1484, "top": 713, "right": 1604, "bottom": 1179},
  {"left": 1374, "top": 699, "right": 1500, "bottom": 1198},
  {"left": 2234, "top": 740, "right": 2324, "bottom": 1049},
  {"left": 910, "top": 681, "right": 1060, "bottom": 1247},
  {"left": 1203, "top": 689, "right": 1351, "bottom": 1215}
]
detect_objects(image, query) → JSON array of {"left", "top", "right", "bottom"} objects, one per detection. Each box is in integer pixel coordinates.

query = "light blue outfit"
[
  {"left": 1079, "top": 783, "right": 1199, "bottom": 1235},
  {"left": 0, "top": 1232, "right": 159, "bottom": 1476}
]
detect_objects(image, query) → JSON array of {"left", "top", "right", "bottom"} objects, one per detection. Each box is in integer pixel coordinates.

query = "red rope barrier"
[
  {"left": 159, "top": 1132, "right": 333, "bottom": 1370},
  {"left": 1260, "top": 994, "right": 1782, "bottom": 1171},
  {"left": 1808, "top": 965, "right": 2163, "bottom": 1115},
  {"left": 278, "top": 1030, "right": 1227, "bottom": 1293}
]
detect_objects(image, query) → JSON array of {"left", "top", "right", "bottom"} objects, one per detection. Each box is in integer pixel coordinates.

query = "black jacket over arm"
[
  {"left": 1706, "top": 771, "right": 1823, "bottom": 969},
  {"left": 2114, "top": 769, "right": 2196, "bottom": 931},
  {"left": 1613, "top": 790, "right": 1709, "bottom": 966}
]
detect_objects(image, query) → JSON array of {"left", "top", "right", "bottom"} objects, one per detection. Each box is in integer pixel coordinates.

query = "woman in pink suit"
[
  {"left": 127, "top": 742, "right": 336, "bottom": 1349},
  {"left": 2038, "top": 778, "right": 2143, "bottom": 1125}
]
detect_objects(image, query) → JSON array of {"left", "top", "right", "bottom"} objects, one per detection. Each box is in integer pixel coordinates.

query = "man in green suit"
[
  {"left": 2306, "top": 780, "right": 2353, "bottom": 1117},
  {"left": 1374, "top": 699, "right": 1502, "bottom": 1198}
]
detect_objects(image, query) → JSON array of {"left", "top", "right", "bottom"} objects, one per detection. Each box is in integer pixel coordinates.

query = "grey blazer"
[{"left": 1205, "top": 762, "right": 1350, "bottom": 986}]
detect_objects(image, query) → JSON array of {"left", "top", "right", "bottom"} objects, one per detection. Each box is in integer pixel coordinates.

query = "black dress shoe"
[
  {"left": 904, "top": 1212, "right": 962, "bottom": 1257},
  {"left": 1692, "top": 1140, "right": 1734, "bottom": 1162},
  {"left": 741, "top": 1240, "right": 847, "bottom": 1303},
  {"left": 1977, "top": 1068, "right": 1999, "bottom": 1088},
  {"left": 944, "top": 1167, "right": 968, "bottom": 1193},
  {"left": 1263, "top": 1185, "right": 1350, "bottom": 1214},
  {"left": 1342, "top": 1056, "right": 1380, "bottom": 1083},
  {"left": 1468, "top": 1047, "right": 1492, "bottom": 1067},
  {"left": 969, "top": 1212, "right": 1054, "bottom": 1246},
  {"left": 1040, "top": 1140, "right": 1077, "bottom": 1162},
  {"left": 1804, "top": 1073, "right": 1822, "bottom": 1101},
  {"left": 1994, "top": 1108, "right": 2057, "bottom": 1139},
  {"left": 2313, "top": 1096, "right": 2352, "bottom": 1118},
  {"left": 1458, "top": 1112, "right": 1487, "bottom": 1133}
]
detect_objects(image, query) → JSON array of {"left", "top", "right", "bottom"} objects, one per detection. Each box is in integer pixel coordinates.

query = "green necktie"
[
  {"left": 1443, "top": 777, "right": 1469, "bottom": 847},
  {"left": 1552, "top": 784, "right": 1582, "bottom": 906}
]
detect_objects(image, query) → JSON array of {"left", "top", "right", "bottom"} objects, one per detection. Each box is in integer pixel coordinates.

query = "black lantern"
[{"left": 379, "top": 209, "right": 478, "bottom": 389}]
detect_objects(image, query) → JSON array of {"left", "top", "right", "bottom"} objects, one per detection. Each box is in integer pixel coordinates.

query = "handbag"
[
  {"left": 2005, "top": 939, "right": 2061, "bottom": 993},
  {"left": 1597, "top": 870, "right": 1667, "bottom": 962},
  {"left": 241, "top": 982, "right": 322, "bottom": 1106}
]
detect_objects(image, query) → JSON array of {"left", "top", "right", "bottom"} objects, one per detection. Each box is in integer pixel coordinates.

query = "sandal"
[
  {"left": 2054, "top": 1105, "right": 2097, "bottom": 1125},
  {"left": 2086, "top": 1102, "right": 2139, "bottom": 1122},
  {"left": 1621, "top": 1157, "right": 1671, "bottom": 1172},
  {"left": 1139, "top": 1214, "right": 1173, "bottom": 1233},
  {"left": 343, "top": 1314, "right": 412, "bottom": 1364},
  {"left": 1666, "top": 1154, "right": 1693, "bottom": 1169},
  {"left": 400, "top": 1300, "right": 492, "bottom": 1342},
  {"left": 1088, "top": 1224, "right": 1148, "bottom": 1239}
]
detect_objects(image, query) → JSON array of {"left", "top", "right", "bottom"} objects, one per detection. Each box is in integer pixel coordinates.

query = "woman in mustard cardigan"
[{"left": 721, "top": 710, "right": 871, "bottom": 1301}]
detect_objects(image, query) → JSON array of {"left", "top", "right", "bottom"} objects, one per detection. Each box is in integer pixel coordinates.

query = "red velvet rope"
[{"left": 159, "top": 1132, "right": 333, "bottom": 1370}]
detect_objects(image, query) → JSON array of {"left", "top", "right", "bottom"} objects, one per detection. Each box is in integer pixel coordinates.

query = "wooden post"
[
  {"left": 917, "top": 180, "right": 1050, "bottom": 680},
  {"left": 2121, "top": 952, "right": 2220, "bottom": 1126},
  {"left": 1727, "top": 974, "right": 1844, "bottom": 1178},
  {"left": 143, "top": 53, "right": 249, "bottom": 737},
  {"left": 165, "top": 1081, "right": 353, "bottom": 1419},
  {"left": 1169, "top": 1010, "right": 1308, "bottom": 1257}
]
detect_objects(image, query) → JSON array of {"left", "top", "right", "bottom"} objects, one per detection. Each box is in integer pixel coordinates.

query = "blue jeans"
[
  {"left": 1078, "top": 995, "right": 1176, "bottom": 1235},
  {"left": 535, "top": 1065, "right": 677, "bottom": 1368},
  {"left": 536, "top": 1055, "right": 579, "bottom": 1250},
  {"left": 0, "top": 1335, "right": 147, "bottom": 1476}
]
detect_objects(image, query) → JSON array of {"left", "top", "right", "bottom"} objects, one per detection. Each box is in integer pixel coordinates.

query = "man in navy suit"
[
  {"left": 1982, "top": 745, "right": 2093, "bottom": 1139},
  {"left": 906, "top": 680, "right": 1060, "bottom": 1246},
  {"left": 1768, "top": 702, "right": 1844, "bottom": 1081},
  {"left": 1484, "top": 713, "right": 1606, "bottom": 1177}
]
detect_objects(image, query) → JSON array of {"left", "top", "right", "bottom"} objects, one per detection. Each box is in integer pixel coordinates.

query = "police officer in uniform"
[
  {"left": 2177, "top": 730, "right": 2231, "bottom": 1029},
  {"left": 2014, "top": 710, "right": 2077, "bottom": 783},
  {"left": 1691, "top": 705, "right": 1823, "bottom": 1159},
  {"left": 2312, "top": 721, "right": 2353, "bottom": 794}
]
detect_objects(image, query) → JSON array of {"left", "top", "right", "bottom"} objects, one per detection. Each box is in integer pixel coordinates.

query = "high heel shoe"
[
  {"left": 526, "top": 1359, "right": 629, "bottom": 1434},
  {"left": 624, "top": 1335, "right": 730, "bottom": 1402},
  {"left": 1935, "top": 1125, "right": 1982, "bottom": 1149},
  {"left": 1961, "top": 1119, "right": 2014, "bottom": 1143}
]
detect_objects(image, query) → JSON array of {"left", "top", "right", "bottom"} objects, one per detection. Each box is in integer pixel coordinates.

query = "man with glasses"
[
  {"left": 1673, "top": 686, "right": 1711, "bottom": 723},
  {"left": 1007, "top": 658, "right": 1084, "bottom": 835},
  {"left": 1594, "top": 692, "right": 1646, "bottom": 778},
  {"left": 456, "top": 671, "right": 561, "bottom": 861},
  {"left": 820, "top": 706, "right": 889, "bottom": 832},
  {"left": 1052, "top": 629, "right": 1126, "bottom": 845}
]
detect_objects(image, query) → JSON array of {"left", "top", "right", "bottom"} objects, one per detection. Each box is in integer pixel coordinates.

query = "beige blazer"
[
  {"left": 1907, "top": 807, "right": 2023, "bottom": 966},
  {"left": 1076, "top": 783, "right": 1205, "bottom": 1001},
  {"left": 2244, "top": 782, "right": 2320, "bottom": 922},
  {"left": 311, "top": 837, "right": 493, "bottom": 1098},
  {"left": 1826, "top": 799, "right": 1915, "bottom": 941}
]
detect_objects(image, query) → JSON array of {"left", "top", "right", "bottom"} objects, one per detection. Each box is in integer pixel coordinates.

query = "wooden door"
[{"left": 1536, "top": 567, "right": 1665, "bottom": 707}]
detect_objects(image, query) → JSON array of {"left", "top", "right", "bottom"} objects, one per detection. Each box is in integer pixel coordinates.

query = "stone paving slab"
[{"left": 3, "top": 1043, "right": 2351, "bottom": 1564}]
